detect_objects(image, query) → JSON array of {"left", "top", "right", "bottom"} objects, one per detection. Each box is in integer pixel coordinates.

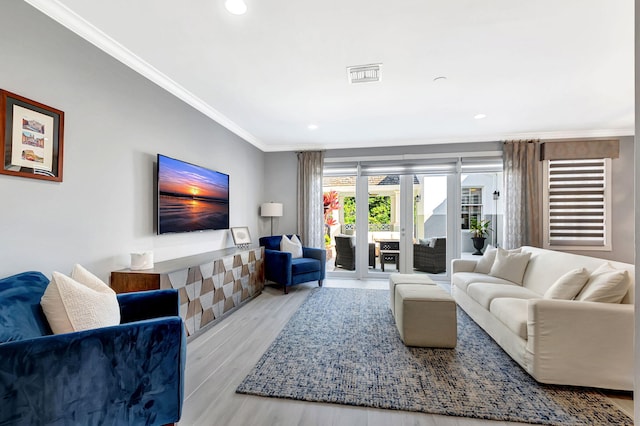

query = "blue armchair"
[
  {"left": 0, "top": 271, "right": 186, "bottom": 426},
  {"left": 259, "top": 235, "right": 326, "bottom": 294}
]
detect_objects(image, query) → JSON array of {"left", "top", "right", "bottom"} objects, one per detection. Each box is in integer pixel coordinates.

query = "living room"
[{"left": 0, "top": 1, "right": 637, "bottom": 425}]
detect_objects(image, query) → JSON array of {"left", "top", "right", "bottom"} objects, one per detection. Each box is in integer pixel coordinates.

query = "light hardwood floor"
[{"left": 180, "top": 278, "right": 633, "bottom": 426}]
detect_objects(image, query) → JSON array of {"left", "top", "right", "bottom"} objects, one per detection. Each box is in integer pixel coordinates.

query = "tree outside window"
[{"left": 343, "top": 196, "right": 391, "bottom": 227}]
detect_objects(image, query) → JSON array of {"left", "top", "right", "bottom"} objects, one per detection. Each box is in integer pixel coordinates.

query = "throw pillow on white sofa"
[
  {"left": 577, "top": 263, "right": 630, "bottom": 303},
  {"left": 40, "top": 264, "right": 121, "bottom": 334},
  {"left": 474, "top": 245, "right": 496, "bottom": 274},
  {"left": 543, "top": 268, "right": 590, "bottom": 300},
  {"left": 488, "top": 248, "right": 531, "bottom": 285}
]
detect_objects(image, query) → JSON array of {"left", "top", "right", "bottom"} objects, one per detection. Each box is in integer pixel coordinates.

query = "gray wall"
[
  {"left": 0, "top": 2, "right": 265, "bottom": 281},
  {"left": 262, "top": 152, "right": 298, "bottom": 236}
]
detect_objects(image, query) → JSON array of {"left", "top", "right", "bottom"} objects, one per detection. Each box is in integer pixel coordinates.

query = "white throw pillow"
[
  {"left": 473, "top": 245, "right": 497, "bottom": 274},
  {"left": 488, "top": 248, "right": 531, "bottom": 285},
  {"left": 280, "top": 234, "right": 303, "bottom": 258},
  {"left": 543, "top": 268, "right": 590, "bottom": 300},
  {"left": 40, "top": 264, "right": 121, "bottom": 334},
  {"left": 577, "top": 263, "right": 630, "bottom": 303}
]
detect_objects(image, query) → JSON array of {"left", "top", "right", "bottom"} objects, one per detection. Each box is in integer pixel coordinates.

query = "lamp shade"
[{"left": 261, "top": 202, "right": 283, "bottom": 218}]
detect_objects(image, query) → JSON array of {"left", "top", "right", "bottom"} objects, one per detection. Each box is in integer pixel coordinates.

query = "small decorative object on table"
[{"left": 231, "top": 226, "right": 252, "bottom": 249}]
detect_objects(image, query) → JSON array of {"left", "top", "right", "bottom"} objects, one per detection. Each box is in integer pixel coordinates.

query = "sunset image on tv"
[{"left": 158, "top": 155, "right": 229, "bottom": 234}]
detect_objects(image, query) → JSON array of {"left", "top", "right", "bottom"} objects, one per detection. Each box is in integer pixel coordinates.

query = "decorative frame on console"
[
  {"left": 0, "top": 89, "right": 65, "bottom": 182},
  {"left": 231, "top": 226, "right": 252, "bottom": 248}
]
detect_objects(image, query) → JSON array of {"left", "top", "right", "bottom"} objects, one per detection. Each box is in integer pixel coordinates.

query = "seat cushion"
[
  {"left": 467, "top": 282, "right": 539, "bottom": 309},
  {"left": 490, "top": 297, "right": 529, "bottom": 340},
  {"left": 291, "top": 257, "right": 321, "bottom": 275},
  {"left": 452, "top": 272, "right": 515, "bottom": 293}
]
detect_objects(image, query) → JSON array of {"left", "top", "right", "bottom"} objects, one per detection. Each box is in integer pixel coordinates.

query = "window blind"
[{"left": 546, "top": 159, "right": 608, "bottom": 247}]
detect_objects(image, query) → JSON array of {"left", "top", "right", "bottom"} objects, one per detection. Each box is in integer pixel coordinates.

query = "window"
[
  {"left": 461, "top": 187, "right": 482, "bottom": 229},
  {"left": 543, "top": 158, "right": 611, "bottom": 250}
]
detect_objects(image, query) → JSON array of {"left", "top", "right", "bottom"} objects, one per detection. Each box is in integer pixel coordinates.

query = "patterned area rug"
[{"left": 236, "top": 288, "right": 632, "bottom": 425}]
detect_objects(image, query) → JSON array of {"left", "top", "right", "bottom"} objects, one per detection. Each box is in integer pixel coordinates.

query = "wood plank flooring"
[{"left": 179, "top": 278, "right": 633, "bottom": 426}]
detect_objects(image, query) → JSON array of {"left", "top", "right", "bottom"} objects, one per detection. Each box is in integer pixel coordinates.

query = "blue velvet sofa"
[
  {"left": 259, "top": 235, "right": 326, "bottom": 294},
  {"left": 0, "top": 271, "right": 186, "bottom": 426}
]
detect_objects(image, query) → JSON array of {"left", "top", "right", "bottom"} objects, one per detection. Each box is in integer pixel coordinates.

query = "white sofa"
[{"left": 452, "top": 246, "right": 634, "bottom": 391}]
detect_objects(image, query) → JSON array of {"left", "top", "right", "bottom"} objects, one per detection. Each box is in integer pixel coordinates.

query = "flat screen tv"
[{"left": 157, "top": 154, "right": 229, "bottom": 235}]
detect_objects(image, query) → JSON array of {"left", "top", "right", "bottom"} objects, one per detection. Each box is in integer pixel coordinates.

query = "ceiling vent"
[{"left": 347, "top": 64, "right": 382, "bottom": 84}]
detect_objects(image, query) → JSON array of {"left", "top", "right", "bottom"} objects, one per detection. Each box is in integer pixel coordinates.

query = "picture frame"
[
  {"left": 0, "top": 89, "right": 65, "bottom": 182},
  {"left": 231, "top": 226, "right": 252, "bottom": 247}
]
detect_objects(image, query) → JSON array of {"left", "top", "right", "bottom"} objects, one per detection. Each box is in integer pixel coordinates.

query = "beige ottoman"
[
  {"left": 389, "top": 273, "right": 435, "bottom": 315},
  {"left": 394, "top": 284, "right": 457, "bottom": 348}
]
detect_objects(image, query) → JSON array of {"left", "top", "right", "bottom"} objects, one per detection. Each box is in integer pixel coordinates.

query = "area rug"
[{"left": 236, "top": 288, "right": 632, "bottom": 425}]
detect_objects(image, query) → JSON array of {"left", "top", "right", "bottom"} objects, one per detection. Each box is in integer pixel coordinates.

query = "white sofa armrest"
[
  {"left": 451, "top": 259, "right": 477, "bottom": 273},
  {"left": 526, "top": 299, "right": 634, "bottom": 390}
]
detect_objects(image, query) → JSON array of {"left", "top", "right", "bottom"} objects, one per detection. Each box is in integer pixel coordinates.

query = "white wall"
[{"left": 0, "top": 2, "right": 265, "bottom": 281}]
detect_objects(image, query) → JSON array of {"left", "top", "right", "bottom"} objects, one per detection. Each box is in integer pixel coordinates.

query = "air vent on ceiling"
[{"left": 347, "top": 63, "right": 382, "bottom": 84}]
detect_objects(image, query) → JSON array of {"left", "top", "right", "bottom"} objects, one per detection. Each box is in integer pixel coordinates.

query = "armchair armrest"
[
  {"left": 527, "top": 299, "right": 633, "bottom": 390},
  {"left": 264, "top": 249, "right": 293, "bottom": 286},
  {"left": 303, "top": 247, "right": 326, "bottom": 279},
  {"left": 0, "top": 316, "right": 186, "bottom": 425},
  {"left": 451, "top": 259, "right": 477, "bottom": 273},
  {"left": 117, "top": 289, "right": 179, "bottom": 323}
]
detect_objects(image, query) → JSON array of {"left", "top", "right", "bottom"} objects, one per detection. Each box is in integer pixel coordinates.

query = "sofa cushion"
[
  {"left": 281, "top": 234, "right": 303, "bottom": 258},
  {"left": 489, "top": 248, "right": 531, "bottom": 285},
  {"left": 467, "top": 282, "right": 539, "bottom": 309},
  {"left": 473, "top": 245, "right": 497, "bottom": 274},
  {"left": 0, "top": 271, "right": 52, "bottom": 343},
  {"left": 40, "top": 265, "right": 120, "bottom": 334},
  {"left": 543, "top": 268, "right": 590, "bottom": 300},
  {"left": 577, "top": 263, "right": 630, "bottom": 303},
  {"left": 490, "top": 297, "right": 529, "bottom": 340},
  {"left": 291, "top": 257, "right": 321, "bottom": 275},
  {"left": 452, "top": 272, "right": 515, "bottom": 292}
]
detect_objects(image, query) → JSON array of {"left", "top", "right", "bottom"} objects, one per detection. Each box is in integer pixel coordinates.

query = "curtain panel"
[
  {"left": 503, "top": 140, "right": 542, "bottom": 249},
  {"left": 297, "top": 151, "right": 325, "bottom": 248}
]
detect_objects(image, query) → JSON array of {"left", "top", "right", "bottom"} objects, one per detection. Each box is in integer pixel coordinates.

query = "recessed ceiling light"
[
  {"left": 433, "top": 76, "right": 447, "bottom": 82},
  {"left": 474, "top": 113, "right": 487, "bottom": 120},
  {"left": 308, "top": 124, "right": 318, "bottom": 130},
  {"left": 225, "top": 0, "right": 247, "bottom": 15}
]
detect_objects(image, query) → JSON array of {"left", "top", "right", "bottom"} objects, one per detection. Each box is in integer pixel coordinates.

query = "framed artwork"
[
  {"left": 0, "top": 89, "right": 65, "bottom": 182},
  {"left": 231, "top": 226, "right": 252, "bottom": 247}
]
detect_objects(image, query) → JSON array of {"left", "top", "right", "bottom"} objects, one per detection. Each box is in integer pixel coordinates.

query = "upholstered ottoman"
[
  {"left": 394, "top": 284, "right": 457, "bottom": 348},
  {"left": 389, "top": 273, "right": 435, "bottom": 314}
]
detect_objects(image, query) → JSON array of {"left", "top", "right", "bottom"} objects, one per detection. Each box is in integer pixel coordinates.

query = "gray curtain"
[
  {"left": 297, "top": 151, "right": 325, "bottom": 248},
  {"left": 503, "top": 140, "right": 542, "bottom": 249}
]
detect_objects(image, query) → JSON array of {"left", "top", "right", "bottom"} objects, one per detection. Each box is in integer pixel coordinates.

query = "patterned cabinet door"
[{"left": 160, "top": 247, "right": 264, "bottom": 337}]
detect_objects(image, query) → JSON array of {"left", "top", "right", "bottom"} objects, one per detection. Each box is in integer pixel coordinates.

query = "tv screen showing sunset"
[{"left": 157, "top": 154, "right": 229, "bottom": 234}]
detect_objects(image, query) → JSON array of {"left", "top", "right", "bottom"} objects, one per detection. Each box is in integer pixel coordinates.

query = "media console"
[{"left": 111, "top": 246, "right": 264, "bottom": 339}]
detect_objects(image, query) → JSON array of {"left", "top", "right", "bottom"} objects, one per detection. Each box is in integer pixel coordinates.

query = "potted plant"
[{"left": 469, "top": 217, "right": 491, "bottom": 255}]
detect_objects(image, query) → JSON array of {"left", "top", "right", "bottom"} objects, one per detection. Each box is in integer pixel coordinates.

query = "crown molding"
[
  {"left": 23, "top": 0, "right": 265, "bottom": 151},
  {"left": 265, "top": 128, "right": 635, "bottom": 152}
]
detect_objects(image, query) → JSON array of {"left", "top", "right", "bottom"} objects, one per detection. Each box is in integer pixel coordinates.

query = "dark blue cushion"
[
  {"left": 0, "top": 271, "right": 51, "bottom": 343},
  {"left": 291, "top": 258, "right": 321, "bottom": 275}
]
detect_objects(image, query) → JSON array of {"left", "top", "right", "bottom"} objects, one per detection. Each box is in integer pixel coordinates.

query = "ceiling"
[{"left": 26, "top": 0, "right": 634, "bottom": 152}]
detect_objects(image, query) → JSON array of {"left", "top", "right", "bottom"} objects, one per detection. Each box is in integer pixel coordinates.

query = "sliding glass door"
[{"left": 323, "top": 155, "right": 502, "bottom": 279}]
